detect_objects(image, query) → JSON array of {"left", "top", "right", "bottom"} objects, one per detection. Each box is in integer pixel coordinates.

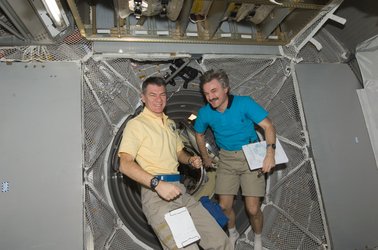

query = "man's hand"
[
  {"left": 261, "top": 153, "right": 275, "bottom": 174},
  {"left": 155, "top": 181, "right": 183, "bottom": 201},
  {"left": 258, "top": 117, "right": 277, "bottom": 174},
  {"left": 201, "top": 155, "right": 213, "bottom": 168},
  {"left": 194, "top": 132, "right": 214, "bottom": 168},
  {"left": 188, "top": 155, "right": 203, "bottom": 169}
]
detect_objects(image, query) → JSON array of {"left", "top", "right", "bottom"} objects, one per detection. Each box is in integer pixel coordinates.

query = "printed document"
[
  {"left": 164, "top": 207, "right": 200, "bottom": 248},
  {"left": 242, "top": 139, "right": 289, "bottom": 170}
]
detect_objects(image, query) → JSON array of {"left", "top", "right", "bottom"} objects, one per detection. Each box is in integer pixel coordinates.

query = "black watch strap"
[
  {"left": 150, "top": 177, "right": 160, "bottom": 191},
  {"left": 266, "top": 143, "right": 276, "bottom": 150}
]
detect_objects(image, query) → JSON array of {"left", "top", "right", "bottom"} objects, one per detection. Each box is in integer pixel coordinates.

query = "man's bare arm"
[
  {"left": 119, "top": 152, "right": 182, "bottom": 200},
  {"left": 258, "top": 117, "right": 277, "bottom": 173},
  {"left": 177, "top": 149, "right": 202, "bottom": 169},
  {"left": 195, "top": 132, "right": 213, "bottom": 168}
]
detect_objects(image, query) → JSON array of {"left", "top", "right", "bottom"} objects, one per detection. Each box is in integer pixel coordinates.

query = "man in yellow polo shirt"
[{"left": 118, "top": 77, "right": 230, "bottom": 250}]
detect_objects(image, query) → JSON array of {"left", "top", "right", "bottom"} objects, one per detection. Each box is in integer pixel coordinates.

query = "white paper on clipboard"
[
  {"left": 164, "top": 207, "right": 200, "bottom": 248},
  {"left": 242, "top": 139, "right": 289, "bottom": 170}
]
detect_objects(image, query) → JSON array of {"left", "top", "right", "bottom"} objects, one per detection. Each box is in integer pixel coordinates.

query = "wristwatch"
[
  {"left": 266, "top": 143, "right": 276, "bottom": 150},
  {"left": 150, "top": 177, "right": 160, "bottom": 191}
]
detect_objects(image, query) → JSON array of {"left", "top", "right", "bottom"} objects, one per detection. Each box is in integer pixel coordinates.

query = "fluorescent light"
[
  {"left": 188, "top": 114, "right": 197, "bottom": 121},
  {"left": 41, "top": 0, "right": 63, "bottom": 27}
]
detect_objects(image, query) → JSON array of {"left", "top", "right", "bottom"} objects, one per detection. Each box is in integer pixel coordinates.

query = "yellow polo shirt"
[{"left": 118, "top": 107, "right": 184, "bottom": 175}]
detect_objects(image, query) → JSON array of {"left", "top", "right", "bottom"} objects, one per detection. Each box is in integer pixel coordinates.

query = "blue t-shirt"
[{"left": 194, "top": 95, "right": 268, "bottom": 151}]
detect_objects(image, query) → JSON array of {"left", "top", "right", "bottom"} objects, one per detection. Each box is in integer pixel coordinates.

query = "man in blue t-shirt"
[{"left": 194, "top": 69, "right": 276, "bottom": 250}]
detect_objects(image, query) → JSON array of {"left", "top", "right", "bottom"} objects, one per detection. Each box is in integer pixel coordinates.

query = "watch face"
[
  {"left": 150, "top": 177, "right": 159, "bottom": 190},
  {"left": 272, "top": 144, "right": 276, "bottom": 149}
]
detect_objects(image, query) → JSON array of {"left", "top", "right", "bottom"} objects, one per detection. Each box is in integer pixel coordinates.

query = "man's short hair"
[
  {"left": 199, "top": 69, "right": 230, "bottom": 91},
  {"left": 142, "top": 77, "right": 167, "bottom": 94}
]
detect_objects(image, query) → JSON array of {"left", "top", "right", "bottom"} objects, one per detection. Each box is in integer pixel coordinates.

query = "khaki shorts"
[
  {"left": 215, "top": 149, "right": 265, "bottom": 197},
  {"left": 141, "top": 182, "right": 230, "bottom": 250}
]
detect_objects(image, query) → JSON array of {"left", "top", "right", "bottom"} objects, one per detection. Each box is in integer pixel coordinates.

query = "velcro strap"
[{"left": 155, "top": 174, "right": 181, "bottom": 182}]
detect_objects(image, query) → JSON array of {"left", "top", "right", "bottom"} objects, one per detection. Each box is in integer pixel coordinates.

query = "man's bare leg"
[
  {"left": 219, "top": 195, "right": 239, "bottom": 248},
  {"left": 245, "top": 196, "right": 263, "bottom": 250}
]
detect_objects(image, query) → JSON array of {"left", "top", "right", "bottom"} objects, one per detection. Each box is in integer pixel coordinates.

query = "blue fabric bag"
[{"left": 199, "top": 196, "right": 229, "bottom": 228}]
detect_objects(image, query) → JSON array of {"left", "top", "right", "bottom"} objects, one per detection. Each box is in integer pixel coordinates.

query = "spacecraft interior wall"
[{"left": 356, "top": 34, "right": 378, "bottom": 168}]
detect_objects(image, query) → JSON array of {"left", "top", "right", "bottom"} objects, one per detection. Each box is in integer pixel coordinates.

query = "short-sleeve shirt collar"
[
  {"left": 141, "top": 106, "right": 168, "bottom": 124},
  {"left": 210, "top": 94, "right": 234, "bottom": 111}
]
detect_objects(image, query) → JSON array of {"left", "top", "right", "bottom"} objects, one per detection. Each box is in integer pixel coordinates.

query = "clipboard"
[
  {"left": 164, "top": 207, "right": 201, "bottom": 248},
  {"left": 242, "top": 139, "right": 289, "bottom": 170}
]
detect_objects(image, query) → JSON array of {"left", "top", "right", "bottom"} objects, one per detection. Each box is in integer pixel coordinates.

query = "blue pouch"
[{"left": 199, "top": 196, "right": 229, "bottom": 228}]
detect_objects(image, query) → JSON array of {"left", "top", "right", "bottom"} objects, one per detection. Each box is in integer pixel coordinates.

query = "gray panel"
[
  {"left": 295, "top": 63, "right": 378, "bottom": 250},
  {"left": 93, "top": 41, "right": 280, "bottom": 55},
  {"left": 0, "top": 62, "right": 83, "bottom": 250}
]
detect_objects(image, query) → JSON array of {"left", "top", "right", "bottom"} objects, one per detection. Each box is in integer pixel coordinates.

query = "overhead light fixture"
[{"left": 41, "top": 0, "right": 65, "bottom": 27}]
